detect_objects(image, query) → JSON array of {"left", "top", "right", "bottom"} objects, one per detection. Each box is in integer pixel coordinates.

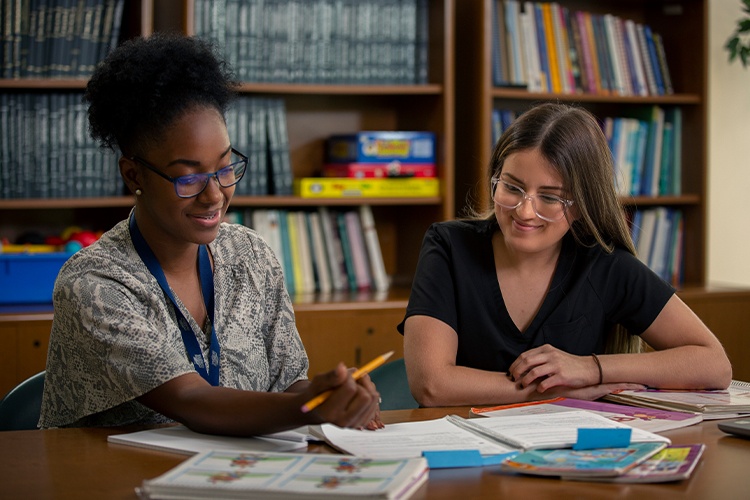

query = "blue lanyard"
[{"left": 129, "top": 214, "right": 220, "bottom": 386}]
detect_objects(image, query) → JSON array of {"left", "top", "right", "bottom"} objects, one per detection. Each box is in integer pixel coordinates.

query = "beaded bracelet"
[{"left": 591, "top": 353, "right": 603, "bottom": 385}]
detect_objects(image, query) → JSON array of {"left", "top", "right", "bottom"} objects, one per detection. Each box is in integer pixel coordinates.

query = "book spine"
[
  {"left": 533, "top": 3, "right": 550, "bottom": 93},
  {"left": 345, "top": 210, "right": 372, "bottom": 290},
  {"left": 550, "top": 3, "right": 571, "bottom": 94},
  {"left": 581, "top": 12, "right": 601, "bottom": 94},
  {"left": 541, "top": 3, "right": 560, "bottom": 93},
  {"left": 336, "top": 211, "right": 358, "bottom": 291},
  {"left": 308, "top": 211, "right": 332, "bottom": 294},
  {"left": 636, "top": 24, "right": 657, "bottom": 95},
  {"left": 653, "top": 32, "right": 674, "bottom": 95},
  {"left": 277, "top": 209, "right": 295, "bottom": 295},
  {"left": 295, "top": 211, "right": 315, "bottom": 294},
  {"left": 643, "top": 25, "right": 664, "bottom": 95},
  {"left": 562, "top": 6, "right": 582, "bottom": 93},
  {"left": 319, "top": 206, "right": 347, "bottom": 292},
  {"left": 286, "top": 211, "right": 305, "bottom": 295},
  {"left": 359, "top": 205, "right": 388, "bottom": 291}
]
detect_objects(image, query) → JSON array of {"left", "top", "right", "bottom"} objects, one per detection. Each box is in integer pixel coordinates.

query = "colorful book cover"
[
  {"left": 581, "top": 12, "right": 602, "bottom": 94},
  {"left": 140, "top": 451, "right": 429, "bottom": 500},
  {"left": 295, "top": 178, "right": 440, "bottom": 198},
  {"left": 472, "top": 397, "right": 702, "bottom": 434},
  {"left": 502, "top": 442, "right": 667, "bottom": 478},
  {"left": 551, "top": 3, "right": 572, "bottom": 94},
  {"left": 322, "top": 163, "right": 436, "bottom": 179},
  {"left": 574, "top": 444, "right": 706, "bottom": 483},
  {"left": 326, "top": 132, "right": 436, "bottom": 164}
]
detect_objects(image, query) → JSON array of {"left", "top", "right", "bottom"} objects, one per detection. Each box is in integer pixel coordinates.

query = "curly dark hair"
[{"left": 84, "top": 33, "right": 239, "bottom": 157}]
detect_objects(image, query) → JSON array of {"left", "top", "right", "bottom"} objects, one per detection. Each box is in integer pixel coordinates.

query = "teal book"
[
  {"left": 277, "top": 210, "right": 295, "bottom": 295},
  {"left": 502, "top": 442, "right": 667, "bottom": 478},
  {"left": 337, "top": 212, "right": 358, "bottom": 292}
]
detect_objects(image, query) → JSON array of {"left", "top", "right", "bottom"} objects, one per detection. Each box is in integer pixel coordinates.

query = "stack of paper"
[
  {"left": 604, "top": 380, "right": 750, "bottom": 419},
  {"left": 139, "top": 451, "right": 428, "bottom": 500}
]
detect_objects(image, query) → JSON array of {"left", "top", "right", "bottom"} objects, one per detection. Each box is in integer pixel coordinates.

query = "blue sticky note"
[
  {"left": 422, "top": 450, "right": 518, "bottom": 469},
  {"left": 573, "top": 428, "right": 632, "bottom": 450}
]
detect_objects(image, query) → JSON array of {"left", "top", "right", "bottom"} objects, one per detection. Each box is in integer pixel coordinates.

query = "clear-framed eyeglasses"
[
  {"left": 491, "top": 176, "right": 574, "bottom": 222},
  {"left": 131, "top": 148, "right": 248, "bottom": 198}
]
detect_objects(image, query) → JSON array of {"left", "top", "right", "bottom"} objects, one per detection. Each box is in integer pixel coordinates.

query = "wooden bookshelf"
[
  {"left": 453, "top": 0, "right": 750, "bottom": 375},
  {"left": 0, "top": 0, "right": 455, "bottom": 383}
]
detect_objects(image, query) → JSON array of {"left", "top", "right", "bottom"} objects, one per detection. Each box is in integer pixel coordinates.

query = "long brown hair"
[{"left": 479, "top": 103, "right": 640, "bottom": 354}]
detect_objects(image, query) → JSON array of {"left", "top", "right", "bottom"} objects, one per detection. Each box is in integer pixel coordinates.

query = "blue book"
[
  {"left": 658, "top": 122, "right": 674, "bottom": 196},
  {"left": 277, "top": 210, "right": 295, "bottom": 295},
  {"left": 491, "top": 0, "right": 507, "bottom": 86},
  {"left": 667, "top": 107, "right": 682, "bottom": 195},
  {"left": 643, "top": 26, "right": 665, "bottom": 95},
  {"left": 621, "top": 22, "right": 641, "bottom": 95},
  {"left": 534, "top": 4, "right": 552, "bottom": 93},
  {"left": 630, "top": 120, "right": 649, "bottom": 196}
]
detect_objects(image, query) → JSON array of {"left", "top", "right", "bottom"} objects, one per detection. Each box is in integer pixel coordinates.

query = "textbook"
[
  {"left": 107, "top": 425, "right": 310, "bottom": 456},
  {"left": 567, "top": 444, "right": 706, "bottom": 483},
  {"left": 139, "top": 451, "right": 428, "bottom": 500},
  {"left": 604, "top": 380, "right": 750, "bottom": 419},
  {"left": 312, "top": 411, "right": 670, "bottom": 459},
  {"left": 501, "top": 442, "right": 667, "bottom": 478},
  {"left": 471, "top": 397, "right": 703, "bottom": 433},
  {"left": 294, "top": 178, "right": 440, "bottom": 198}
]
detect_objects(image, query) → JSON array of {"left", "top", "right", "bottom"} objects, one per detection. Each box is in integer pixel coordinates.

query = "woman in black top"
[{"left": 400, "top": 103, "right": 732, "bottom": 407}]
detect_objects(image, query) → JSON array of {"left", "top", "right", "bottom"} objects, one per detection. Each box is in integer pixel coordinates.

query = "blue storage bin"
[{"left": 0, "top": 253, "right": 73, "bottom": 304}]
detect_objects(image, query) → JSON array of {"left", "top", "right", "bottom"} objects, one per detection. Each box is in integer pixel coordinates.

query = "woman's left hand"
[{"left": 508, "top": 344, "right": 601, "bottom": 393}]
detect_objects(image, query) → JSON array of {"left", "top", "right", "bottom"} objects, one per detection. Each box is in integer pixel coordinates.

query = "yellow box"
[{"left": 294, "top": 177, "right": 440, "bottom": 198}]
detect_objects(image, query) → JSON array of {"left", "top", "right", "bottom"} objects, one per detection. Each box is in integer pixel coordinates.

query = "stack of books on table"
[
  {"left": 229, "top": 205, "right": 389, "bottom": 294},
  {"left": 604, "top": 380, "right": 750, "bottom": 420},
  {"left": 295, "top": 132, "right": 439, "bottom": 199}
]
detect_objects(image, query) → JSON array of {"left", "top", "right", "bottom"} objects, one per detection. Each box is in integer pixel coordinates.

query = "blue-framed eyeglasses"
[{"left": 131, "top": 148, "right": 248, "bottom": 198}]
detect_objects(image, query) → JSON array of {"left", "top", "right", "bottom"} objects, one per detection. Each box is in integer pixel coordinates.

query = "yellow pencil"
[{"left": 300, "top": 350, "right": 394, "bottom": 414}]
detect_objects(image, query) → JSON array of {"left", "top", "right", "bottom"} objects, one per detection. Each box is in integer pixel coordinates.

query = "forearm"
[
  {"left": 156, "top": 385, "right": 314, "bottom": 436},
  {"left": 410, "top": 363, "right": 541, "bottom": 407},
  {"left": 599, "top": 344, "right": 732, "bottom": 390}
]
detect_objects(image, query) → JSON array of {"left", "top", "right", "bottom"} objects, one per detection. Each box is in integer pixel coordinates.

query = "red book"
[{"left": 322, "top": 162, "right": 436, "bottom": 179}]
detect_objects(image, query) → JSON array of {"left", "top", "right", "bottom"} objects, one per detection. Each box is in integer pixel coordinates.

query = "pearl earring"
[{"left": 135, "top": 189, "right": 142, "bottom": 196}]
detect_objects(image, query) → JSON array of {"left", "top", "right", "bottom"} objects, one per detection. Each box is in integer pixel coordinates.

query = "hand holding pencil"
[{"left": 301, "top": 351, "right": 394, "bottom": 414}]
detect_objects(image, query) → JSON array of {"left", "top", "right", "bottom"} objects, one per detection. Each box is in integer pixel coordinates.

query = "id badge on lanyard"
[{"left": 129, "top": 214, "right": 221, "bottom": 385}]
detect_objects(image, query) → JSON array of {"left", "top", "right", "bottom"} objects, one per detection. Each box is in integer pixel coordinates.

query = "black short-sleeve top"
[{"left": 397, "top": 220, "right": 675, "bottom": 372}]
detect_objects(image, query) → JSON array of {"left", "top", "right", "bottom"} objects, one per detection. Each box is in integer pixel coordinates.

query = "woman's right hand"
[
  {"left": 529, "top": 382, "right": 646, "bottom": 401},
  {"left": 301, "top": 363, "right": 380, "bottom": 428}
]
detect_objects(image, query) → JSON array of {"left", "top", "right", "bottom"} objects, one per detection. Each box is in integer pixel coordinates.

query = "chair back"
[
  {"left": 368, "top": 358, "right": 418, "bottom": 411},
  {"left": 0, "top": 371, "right": 45, "bottom": 431}
]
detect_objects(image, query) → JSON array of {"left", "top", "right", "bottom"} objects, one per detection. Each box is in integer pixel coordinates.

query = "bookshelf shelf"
[
  {"left": 237, "top": 83, "right": 445, "bottom": 96},
  {"left": 490, "top": 88, "right": 701, "bottom": 105},
  {"left": 622, "top": 194, "right": 701, "bottom": 207},
  {"left": 0, "top": 79, "right": 90, "bottom": 90}
]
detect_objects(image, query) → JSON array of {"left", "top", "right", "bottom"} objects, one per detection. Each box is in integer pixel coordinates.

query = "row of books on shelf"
[
  {"left": 632, "top": 207, "right": 683, "bottom": 286},
  {"left": 1, "top": 0, "right": 124, "bottom": 79},
  {"left": 195, "top": 0, "right": 429, "bottom": 85},
  {"left": 227, "top": 206, "right": 389, "bottom": 295},
  {"left": 606, "top": 106, "right": 682, "bottom": 198},
  {"left": 493, "top": 1, "right": 673, "bottom": 96},
  {"left": 228, "top": 96, "right": 293, "bottom": 196},
  {"left": 492, "top": 106, "right": 682, "bottom": 198},
  {"left": 0, "top": 92, "right": 123, "bottom": 200}
]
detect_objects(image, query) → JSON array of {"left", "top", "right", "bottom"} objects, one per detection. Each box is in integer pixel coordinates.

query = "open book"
[
  {"left": 312, "top": 411, "right": 670, "bottom": 458},
  {"left": 139, "top": 451, "right": 428, "bottom": 500},
  {"left": 604, "top": 380, "right": 750, "bottom": 419},
  {"left": 471, "top": 397, "right": 702, "bottom": 433}
]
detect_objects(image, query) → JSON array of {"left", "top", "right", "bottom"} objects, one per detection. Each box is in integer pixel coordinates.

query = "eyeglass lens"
[
  {"left": 494, "top": 180, "right": 567, "bottom": 221},
  {"left": 174, "top": 152, "right": 247, "bottom": 197}
]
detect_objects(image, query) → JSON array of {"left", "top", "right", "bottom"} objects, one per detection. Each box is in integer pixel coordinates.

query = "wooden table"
[{"left": 2, "top": 407, "right": 750, "bottom": 499}]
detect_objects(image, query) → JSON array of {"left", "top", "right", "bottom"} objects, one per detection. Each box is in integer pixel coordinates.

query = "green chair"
[
  {"left": 0, "top": 371, "right": 45, "bottom": 431},
  {"left": 368, "top": 358, "right": 419, "bottom": 411}
]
